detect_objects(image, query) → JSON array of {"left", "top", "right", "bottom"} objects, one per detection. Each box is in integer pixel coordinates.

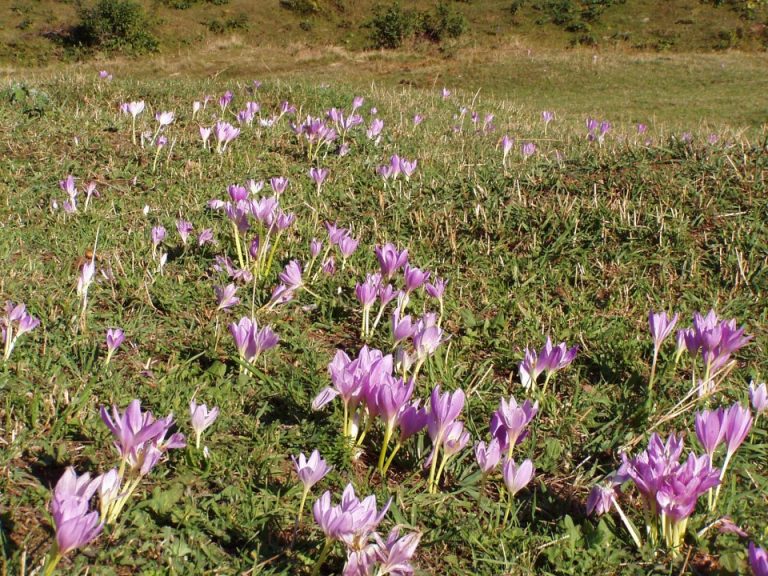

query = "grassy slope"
[
  {"left": 1, "top": 0, "right": 767, "bottom": 65},
  {"left": 0, "top": 72, "right": 767, "bottom": 575}
]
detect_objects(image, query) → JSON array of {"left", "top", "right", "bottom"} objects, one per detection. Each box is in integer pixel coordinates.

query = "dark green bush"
[
  {"left": 73, "top": 0, "right": 158, "bottom": 54},
  {"left": 421, "top": 2, "right": 468, "bottom": 42},
  {"left": 368, "top": 2, "right": 417, "bottom": 48},
  {"left": 207, "top": 13, "right": 249, "bottom": 33}
]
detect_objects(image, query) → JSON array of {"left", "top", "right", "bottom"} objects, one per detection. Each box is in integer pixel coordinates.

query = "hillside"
[{"left": 1, "top": 0, "right": 767, "bottom": 66}]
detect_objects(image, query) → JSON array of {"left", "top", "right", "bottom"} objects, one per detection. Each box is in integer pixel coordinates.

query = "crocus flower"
[
  {"left": 309, "top": 167, "right": 329, "bottom": 192},
  {"left": 48, "top": 467, "right": 103, "bottom": 569},
  {"left": 151, "top": 226, "right": 166, "bottom": 248},
  {"left": 105, "top": 328, "right": 125, "bottom": 365},
  {"left": 155, "top": 111, "right": 174, "bottom": 126},
  {"left": 426, "top": 385, "right": 466, "bottom": 493},
  {"left": 270, "top": 176, "right": 289, "bottom": 195},
  {"left": 375, "top": 244, "right": 408, "bottom": 279},
  {"left": 310, "top": 238, "right": 323, "bottom": 258},
  {"left": 215, "top": 283, "right": 240, "bottom": 311},
  {"left": 200, "top": 126, "right": 212, "bottom": 148},
  {"left": 2, "top": 301, "right": 40, "bottom": 361},
  {"left": 126, "top": 101, "right": 145, "bottom": 118},
  {"left": 750, "top": 381, "right": 768, "bottom": 416},
  {"left": 502, "top": 458, "right": 534, "bottom": 497},
  {"left": 228, "top": 317, "right": 279, "bottom": 366},
  {"left": 490, "top": 395, "right": 538, "bottom": 458},
  {"left": 189, "top": 400, "right": 219, "bottom": 449},
  {"left": 501, "top": 135, "right": 514, "bottom": 163},
  {"left": 403, "top": 264, "right": 429, "bottom": 293},
  {"left": 722, "top": 403, "right": 752, "bottom": 457},
  {"left": 648, "top": 310, "right": 679, "bottom": 390},
  {"left": 475, "top": 439, "right": 501, "bottom": 474},
  {"left": 441, "top": 87, "right": 451, "bottom": 99},
  {"left": 293, "top": 450, "right": 332, "bottom": 492},
  {"left": 749, "top": 542, "right": 768, "bottom": 576},
  {"left": 197, "top": 229, "right": 214, "bottom": 246},
  {"left": 339, "top": 234, "right": 360, "bottom": 260},
  {"left": 177, "top": 220, "right": 193, "bottom": 245},
  {"left": 313, "top": 483, "right": 391, "bottom": 551},
  {"left": 542, "top": 111, "right": 554, "bottom": 124},
  {"left": 694, "top": 407, "right": 725, "bottom": 458},
  {"left": 373, "top": 528, "right": 421, "bottom": 576},
  {"left": 586, "top": 483, "right": 615, "bottom": 516},
  {"left": 521, "top": 142, "right": 537, "bottom": 159}
]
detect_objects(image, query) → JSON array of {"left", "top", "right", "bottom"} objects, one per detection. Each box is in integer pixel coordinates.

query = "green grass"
[{"left": 0, "top": 72, "right": 767, "bottom": 575}]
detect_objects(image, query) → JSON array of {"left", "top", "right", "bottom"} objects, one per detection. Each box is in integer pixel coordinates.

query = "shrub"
[
  {"left": 368, "top": 2, "right": 416, "bottom": 48},
  {"left": 280, "top": 0, "right": 320, "bottom": 14},
  {"left": 207, "top": 13, "right": 249, "bottom": 33},
  {"left": 73, "top": 0, "right": 158, "bottom": 54},
  {"left": 421, "top": 2, "right": 468, "bottom": 42}
]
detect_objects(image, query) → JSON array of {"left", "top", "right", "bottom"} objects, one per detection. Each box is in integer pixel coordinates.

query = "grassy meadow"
[{"left": 0, "top": 50, "right": 767, "bottom": 576}]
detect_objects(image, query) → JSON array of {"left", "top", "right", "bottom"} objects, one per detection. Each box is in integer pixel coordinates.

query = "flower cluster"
[{"left": 519, "top": 336, "right": 578, "bottom": 392}]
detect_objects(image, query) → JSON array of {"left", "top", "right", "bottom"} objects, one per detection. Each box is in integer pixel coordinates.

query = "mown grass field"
[{"left": 0, "top": 66, "right": 767, "bottom": 576}]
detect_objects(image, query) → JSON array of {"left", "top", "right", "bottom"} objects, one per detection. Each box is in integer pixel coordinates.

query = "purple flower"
[
  {"left": 155, "top": 111, "right": 174, "bottom": 126},
  {"left": 441, "top": 87, "right": 451, "bottom": 99},
  {"left": 292, "top": 449, "right": 332, "bottom": 491},
  {"left": 750, "top": 381, "right": 768, "bottom": 415},
  {"left": 322, "top": 256, "right": 336, "bottom": 275},
  {"left": 521, "top": 142, "right": 537, "bottom": 158},
  {"left": 51, "top": 468, "right": 103, "bottom": 556},
  {"left": 542, "top": 111, "right": 554, "bottom": 124},
  {"left": 356, "top": 277, "right": 378, "bottom": 310},
  {"left": 649, "top": 310, "right": 679, "bottom": 353},
  {"left": 490, "top": 395, "right": 538, "bottom": 456},
  {"left": 270, "top": 176, "right": 289, "bottom": 195},
  {"left": 105, "top": 328, "right": 125, "bottom": 363},
  {"left": 520, "top": 337, "right": 578, "bottom": 390},
  {"left": 375, "top": 244, "right": 408, "bottom": 279},
  {"left": 425, "top": 276, "right": 447, "bottom": 301},
  {"left": 427, "top": 385, "right": 465, "bottom": 448},
  {"left": 200, "top": 126, "right": 212, "bottom": 147},
  {"left": 373, "top": 527, "right": 421, "bottom": 576},
  {"left": 228, "top": 317, "right": 279, "bottom": 364},
  {"left": 722, "top": 403, "right": 752, "bottom": 457},
  {"left": 189, "top": 400, "right": 219, "bottom": 449},
  {"left": 502, "top": 458, "right": 535, "bottom": 497},
  {"left": 586, "top": 483, "right": 615, "bottom": 516},
  {"left": 309, "top": 167, "right": 329, "bottom": 188},
  {"left": 339, "top": 234, "right": 360, "bottom": 259},
  {"left": 501, "top": 135, "right": 514, "bottom": 159},
  {"left": 391, "top": 312, "right": 415, "bottom": 344},
  {"left": 399, "top": 158, "right": 417, "bottom": 179},
  {"left": 99, "top": 399, "right": 183, "bottom": 474},
  {"left": 197, "top": 228, "right": 214, "bottom": 246},
  {"left": 695, "top": 407, "right": 725, "bottom": 456},
  {"left": 749, "top": 542, "right": 768, "bottom": 576},
  {"left": 403, "top": 264, "right": 429, "bottom": 293},
  {"left": 313, "top": 483, "right": 391, "bottom": 551},
  {"left": 475, "top": 439, "right": 501, "bottom": 473},
  {"left": 279, "top": 260, "right": 303, "bottom": 290},
  {"left": 412, "top": 318, "right": 443, "bottom": 362},
  {"left": 151, "top": 226, "right": 166, "bottom": 248},
  {"left": 637, "top": 123, "right": 647, "bottom": 134},
  {"left": 176, "top": 220, "right": 193, "bottom": 245},
  {"left": 310, "top": 238, "right": 323, "bottom": 259},
  {"left": 367, "top": 118, "right": 384, "bottom": 142},
  {"left": 215, "top": 283, "right": 240, "bottom": 311},
  {"left": 413, "top": 114, "right": 424, "bottom": 126}
]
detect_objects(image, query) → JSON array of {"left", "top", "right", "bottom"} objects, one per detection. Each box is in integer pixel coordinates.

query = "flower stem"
[
  {"left": 42, "top": 550, "right": 62, "bottom": 576},
  {"left": 382, "top": 441, "right": 401, "bottom": 476},
  {"left": 648, "top": 349, "right": 659, "bottom": 392},
  {"left": 310, "top": 538, "right": 333, "bottom": 576},
  {"left": 612, "top": 498, "right": 643, "bottom": 551},
  {"left": 231, "top": 221, "right": 245, "bottom": 270},
  {"left": 377, "top": 424, "right": 394, "bottom": 474}
]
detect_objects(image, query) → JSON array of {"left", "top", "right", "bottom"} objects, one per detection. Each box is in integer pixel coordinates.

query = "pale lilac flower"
[
  {"left": 279, "top": 260, "right": 303, "bottom": 290},
  {"left": 155, "top": 111, "right": 175, "bottom": 126},
  {"left": 197, "top": 229, "right": 214, "bottom": 246},
  {"left": 367, "top": 118, "right": 384, "bottom": 142},
  {"left": 373, "top": 528, "right": 421, "bottom": 576},
  {"left": 339, "top": 234, "right": 360, "bottom": 259},
  {"left": 502, "top": 458, "right": 535, "bottom": 497},
  {"left": 403, "top": 264, "right": 429, "bottom": 293},
  {"left": 375, "top": 244, "right": 408, "bottom": 279},
  {"left": 586, "top": 483, "right": 615, "bottom": 516},
  {"left": 399, "top": 158, "right": 417, "bottom": 180},
  {"left": 322, "top": 257, "right": 336, "bottom": 275},
  {"left": 649, "top": 311, "right": 679, "bottom": 353},
  {"left": 50, "top": 468, "right": 103, "bottom": 556},
  {"left": 490, "top": 396, "right": 538, "bottom": 456},
  {"left": 352, "top": 96, "right": 364, "bottom": 111},
  {"left": 313, "top": 483, "right": 391, "bottom": 551},
  {"left": 749, "top": 381, "right": 768, "bottom": 415},
  {"left": 105, "top": 328, "right": 125, "bottom": 365},
  {"left": 215, "top": 284, "right": 240, "bottom": 311},
  {"left": 219, "top": 90, "right": 233, "bottom": 111},
  {"left": 189, "top": 401, "right": 219, "bottom": 449},
  {"left": 501, "top": 135, "right": 514, "bottom": 161},
  {"left": 413, "top": 114, "right": 424, "bottom": 126},
  {"left": 292, "top": 450, "right": 332, "bottom": 491},
  {"left": 151, "top": 226, "right": 166, "bottom": 248},
  {"left": 475, "top": 439, "right": 501, "bottom": 474},
  {"left": 176, "top": 220, "right": 193, "bottom": 245},
  {"left": 310, "top": 238, "right": 323, "bottom": 259},
  {"left": 542, "top": 111, "right": 554, "bottom": 124},
  {"left": 200, "top": 126, "right": 212, "bottom": 148},
  {"left": 637, "top": 123, "right": 647, "bottom": 134},
  {"left": 270, "top": 176, "right": 289, "bottom": 195},
  {"left": 192, "top": 101, "right": 201, "bottom": 116},
  {"left": 126, "top": 101, "right": 145, "bottom": 118},
  {"left": 521, "top": 142, "right": 537, "bottom": 159},
  {"left": 425, "top": 277, "right": 447, "bottom": 301},
  {"left": 309, "top": 167, "right": 329, "bottom": 190},
  {"left": 441, "top": 87, "right": 451, "bottom": 99}
]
